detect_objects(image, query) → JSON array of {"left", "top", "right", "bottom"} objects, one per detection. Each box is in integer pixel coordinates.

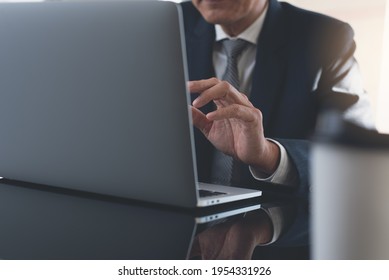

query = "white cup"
[{"left": 312, "top": 141, "right": 389, "bottom": 259}]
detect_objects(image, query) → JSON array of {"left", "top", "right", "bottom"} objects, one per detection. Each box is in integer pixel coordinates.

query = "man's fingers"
[
  {"left": 206, "top": 105, "right": 261, "bottom": 123},
  {"left": 188, "top": 78, "right": 220, "bottom": 94},
  {"left": 193, "top": 81, "right": 243, "bottom": 108},
  {"left": 191, "top": 106, "right": 212, "bottom": 135},
  {"left": 189, "top": 78, "right": 251, "bottom": 108}
]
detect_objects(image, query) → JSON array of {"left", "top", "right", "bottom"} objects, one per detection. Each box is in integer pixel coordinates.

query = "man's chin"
[{"left": 201, "top": 11, "right": 233, "bottom": 25}]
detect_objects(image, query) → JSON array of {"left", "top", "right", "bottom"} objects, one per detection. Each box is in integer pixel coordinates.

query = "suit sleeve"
[
  {"left": 316, "top": 22, "right": 374, "bottom": 128},
  {"left": 266, "top": 23, "right": 374, "bottom": 247}
]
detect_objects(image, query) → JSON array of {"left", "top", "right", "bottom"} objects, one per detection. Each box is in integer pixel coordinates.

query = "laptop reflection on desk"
[{"left": 0, "top": 180, "right": 261, "bottom": 260}]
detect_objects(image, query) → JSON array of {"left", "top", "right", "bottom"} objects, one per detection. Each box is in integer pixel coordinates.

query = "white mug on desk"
[{"left": 312, "top": 115, "right": 389, "bottom": 259}]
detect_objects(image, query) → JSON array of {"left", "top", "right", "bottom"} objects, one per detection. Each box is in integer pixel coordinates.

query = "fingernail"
[{"left": 206, "top": 112, "right": 214, "bottom": 120}]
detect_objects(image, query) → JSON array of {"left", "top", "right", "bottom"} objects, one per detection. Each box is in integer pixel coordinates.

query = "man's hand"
[
  {"left": 190, "top": 210, "right": 273, "bottom": 259},
  {"left": 189, "top": 78, "right": 280, "bottom": 175}
]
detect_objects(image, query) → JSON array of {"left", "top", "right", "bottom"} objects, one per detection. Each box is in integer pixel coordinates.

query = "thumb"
[{"left": 191, "top": 106, "right": 212, "bottom": 136}]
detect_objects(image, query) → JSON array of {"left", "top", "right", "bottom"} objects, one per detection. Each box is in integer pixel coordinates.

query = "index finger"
[{"left": 188, "top": 78, "right": 220, "bottom": 93}]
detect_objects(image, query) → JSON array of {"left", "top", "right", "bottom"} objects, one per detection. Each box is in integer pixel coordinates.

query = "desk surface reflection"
[{"left": 0, "top": 180, "right": 265, "bottom": 260}]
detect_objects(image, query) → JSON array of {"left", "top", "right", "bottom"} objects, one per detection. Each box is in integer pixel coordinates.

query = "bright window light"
[{"left": 377, "top": 0, "right": 389, "bottom": 133}]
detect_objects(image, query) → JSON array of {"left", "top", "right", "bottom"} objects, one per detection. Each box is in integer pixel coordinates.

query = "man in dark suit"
[{"left": 183, "top": 0, "right": 373, "bottom": 258}]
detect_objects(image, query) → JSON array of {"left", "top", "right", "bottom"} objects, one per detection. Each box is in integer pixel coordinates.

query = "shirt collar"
[{"left": 215, "top": 3, "right": 268, "bottom": 45}]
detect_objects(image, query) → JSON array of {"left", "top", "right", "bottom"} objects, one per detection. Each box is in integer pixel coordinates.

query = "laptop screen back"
[{"left": 0, "top": 1, "right": 198, "bottom": 207}]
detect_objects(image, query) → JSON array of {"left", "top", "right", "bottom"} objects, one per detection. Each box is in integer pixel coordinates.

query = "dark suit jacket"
[{"left": 181, "top": 0, "right": 372, "bottom": 247}]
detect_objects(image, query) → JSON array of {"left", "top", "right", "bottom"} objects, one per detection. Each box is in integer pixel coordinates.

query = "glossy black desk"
[{"left": 0, "top": 179, "right": 264, "bottom": 260}]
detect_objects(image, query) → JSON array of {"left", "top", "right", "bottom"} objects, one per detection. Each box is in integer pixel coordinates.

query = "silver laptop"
[{"left": 0, "top": 1, "right": 261, "bottom": 208}]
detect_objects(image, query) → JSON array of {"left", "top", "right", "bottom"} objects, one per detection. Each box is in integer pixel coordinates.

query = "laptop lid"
[{"left": 0, "top": 1, "right": 200, "bottom": 207}]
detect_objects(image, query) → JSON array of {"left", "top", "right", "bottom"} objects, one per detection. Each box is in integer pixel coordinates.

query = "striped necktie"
[
  {"left": 211, "top": 39, "right": 250, "bottom": 185},
  {"left": 221, "top": 39, "right": 250, "bottom": 89}
]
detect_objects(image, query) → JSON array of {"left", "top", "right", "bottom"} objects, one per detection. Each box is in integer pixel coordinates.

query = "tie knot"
[{"left": 221, "top": 39, "right": 250, "bottom": 59}]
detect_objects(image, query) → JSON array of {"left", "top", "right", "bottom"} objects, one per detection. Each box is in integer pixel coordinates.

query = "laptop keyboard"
[{"left": 199, "top": 189, "right": 227, "bottom": 198}]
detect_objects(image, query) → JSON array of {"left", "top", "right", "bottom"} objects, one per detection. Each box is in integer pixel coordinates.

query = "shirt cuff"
[
  {"left": 249, "top": 138, "right": 298, "bottom": 187},
  {"left": 257, "top": 203, "right": 296, "bottom": 245}
]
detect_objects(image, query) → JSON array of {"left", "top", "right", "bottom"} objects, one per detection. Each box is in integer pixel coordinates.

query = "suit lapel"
[
  {"left": 184, "top": 14, "right": 216, "bottom": 181},
  {"left": 185, "top": 17, "right": 215, "bottom": 81},
  {"left": 185, "top": 15, "right": 216, "bottom": 115},
  {"left": 250, "top": 0, "right": 289, "bottom": 132}
]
